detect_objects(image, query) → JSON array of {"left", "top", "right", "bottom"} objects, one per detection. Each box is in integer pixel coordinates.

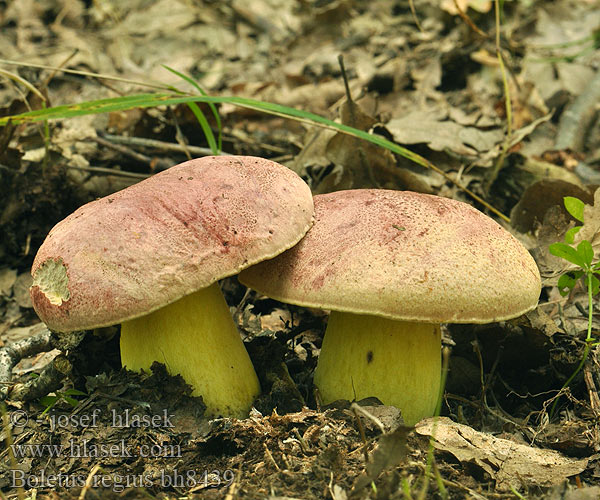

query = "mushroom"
[
  {"left": 30, "top": 156, "right": 314, "bottom": 418},
  {"left": 239, "top": 189, "right": 541, "bottom": 425}
]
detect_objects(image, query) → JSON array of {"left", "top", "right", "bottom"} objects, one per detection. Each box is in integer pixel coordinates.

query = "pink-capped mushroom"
[
  {"left": 239, "top": 189, "right": 541, "bottom": 425},
  {"left": 30, "top": 156, "right": 314, "bottom": 418}
]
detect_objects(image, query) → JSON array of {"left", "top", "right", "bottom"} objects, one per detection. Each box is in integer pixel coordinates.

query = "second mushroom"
[{"left": 239, "top": 189, "right": 541, "bottom": 425}]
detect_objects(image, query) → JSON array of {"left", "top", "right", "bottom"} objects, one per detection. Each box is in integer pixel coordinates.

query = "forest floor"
[{"left": 1, "top": 0, "right": 600, "bottom": 498}]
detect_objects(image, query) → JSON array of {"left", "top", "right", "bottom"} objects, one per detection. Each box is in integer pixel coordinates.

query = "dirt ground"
[{"left": 1, "top": 0, "right": 600, "bottom": 498}]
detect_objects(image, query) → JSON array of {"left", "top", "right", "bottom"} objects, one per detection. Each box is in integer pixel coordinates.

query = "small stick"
[
  {"left": 78, "top": 463, "right": 101, "bottom": 500},
  {"left": 0, "top": 327, "right": 53, "bottom": 399},
  {"left": 10, "top": 354, "right": 72, "bottom": 401},
  {"left": 91, "top": 135, "right": 172, "bottom": 171},
  {"left": 98, "top": 132, "right": 228, "bottom": 159},
  {"left": 452, "top": 0, "right": 488, "bottom": 37},
  {"left": 351, "top": 404, "right": 371, "bottom": 464},
  {"left": 556, "top": 70, "right": 600, "bottom": 152},
  {"left": 263, "top": 442, "right": 280, "bottom": 471},
  {"left": 65, "top": 164, "right": 149, "bottom": 179}
]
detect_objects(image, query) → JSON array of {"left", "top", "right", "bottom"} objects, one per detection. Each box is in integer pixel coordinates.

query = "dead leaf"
[
  {"left": 416, "top": 417, "right": 588, "bottom": 491},
  {"left": 322, "top": 98, "right": 396, "bottom": 191},
  {"left": 510, "top": 179, "right": 594, "bottom": 234},
  {"left": 13, "top": 272, "right": 33, "bottom": 308},
  {"left": 352, "top": 425, "right": 411, "bottom": 492},
  {"left": 524, "top": 308, "right": 561, "bottom": 337},
  {"left": 0, "top": 268, "right": 17, "bottom": 297},
  {"left": 329, "top": 484, "right": 348, "bottom": 500},
  {"left": 441, "top": 0, "right": 492, "bottom": 15},
  {"left": 387, "top": 112, "right": 503, "bottom": 156},
  {"left": 562, "top": 486, "right": 600, "bottom": 500}
]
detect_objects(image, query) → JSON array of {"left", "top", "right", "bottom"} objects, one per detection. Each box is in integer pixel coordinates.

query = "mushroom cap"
[
  {"left": 239, "top": 189, "right": 541, "bottom": 324},
  {"left": 31, "top": 156, "right": 314, "bottom": 332}
]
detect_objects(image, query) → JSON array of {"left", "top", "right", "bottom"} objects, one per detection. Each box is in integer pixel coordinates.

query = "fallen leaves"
[
  {"left": 387, "top": 112, "right": 504, "bottom": 156},
  {"left": 416, "top": 417, "right": 588, "bottom": 491}
]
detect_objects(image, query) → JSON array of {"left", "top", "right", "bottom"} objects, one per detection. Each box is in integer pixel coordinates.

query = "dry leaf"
[
  {"left": 323, "top": 99, "right": 396, "bottom": 191},
  {"left": 352, "top": 425, "right": 411, "bottom": 492},
  {"left": 0, "top": 268, "right": 17, "bottom": 297},
  {"left": 416, "top": 418, "right": 588, "bottom": 491},
  {"left": 387, "top": 113, "right": 503, "bottom": 156},
  {"left": 510, "top": 179, "right": 594, "bottom": 234}
]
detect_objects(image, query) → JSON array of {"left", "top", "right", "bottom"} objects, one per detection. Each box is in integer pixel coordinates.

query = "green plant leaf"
[
  {"left": 163, "top": 65, "right": 223, "bottom": 152},
  {"left": 549, "top": 242, "right": 586, "bottom": 267},
  {"left": 160, "top": 67, "right": 218, "bottom": 153},
  {"left": 557, "top": 273, "right": 579, "bottom": 296},
  {"left": 63, "top": 396, "right": 80, "bottom": 407},
  {"left": 63, "top": 388, "right": 87, "bottom": 397},
  {"left": 185, "top": 101, "right": 219, "bottom": 154},
  {"left": 39, "top": 396, "right": 57, "bottom": 405},
  {"left": 577, "top": 239, "right": 594, "bottom": 267},
  {"left": 564, "top": 226, "right": 581, "bottom": 244},
  {"left": 0, "top": 92, "right": 431, "bottom": 170},
  {"left": 590, "top": 274, "right": 600, "bottom": 296},
  {"left": 39, "top": 395, "right": 59, "bottom": 415},
  {"left": 564, "top": 196, "right": 585, "bottom": 222}
]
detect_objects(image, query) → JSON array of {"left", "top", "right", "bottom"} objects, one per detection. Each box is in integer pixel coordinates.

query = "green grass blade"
[
  {"left": 186, "top": 100, "right": 219, "bottom": 154},
  {"left": 0, "top": 91, "right": 510, "bottom": 220},
  {"left": 0, "top": 92, "right": 430, "bottom": 168},
  {"left": 162, "top": 65, "right": 222, "bottom": 153}
]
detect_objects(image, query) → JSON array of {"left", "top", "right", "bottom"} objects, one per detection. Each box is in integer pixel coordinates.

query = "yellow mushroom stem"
[
  {"left": 313, "top": 312, "right": 441, "bottom": 425},
  {"left": 120, "top": 282, "right": 260, "bottom": 418}
]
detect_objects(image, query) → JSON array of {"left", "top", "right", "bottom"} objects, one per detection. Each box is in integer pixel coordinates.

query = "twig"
[
  {"left": 583, "top": 355, "right": 600, "bottom": 417},
  {"left": 408, "top": 0, "right": 423, "bottom": 31},
  {"left": 337, "top": 54, "right": 379, "bottom": 188},
  {"left": 351, "top": 404, "right": 371, "bottom": 464},
  {"left": 10, "top": 354, "right": 72, "bottom": 401},
  {"left": 452, "top": 0, "right": 488, "bottom": 37},
  {"left": 0, "top": 327, "right": 53, "bottom": 399},
  {"left": 0, "top": 58, "right": 171, "bottom": 91},
  {"left": 484, "top": 0, "right": 514, "bottom": 194},
  {"left": 78, "top": 464, "right": 101, "bottom": 500},
  {"left": 263, "top": 442, "right": 280, "bottom": 471},
  {"left": 555, "top": 70, "right": 600, "bottom": 152},
  {"left": 351, "top": 402, "right": 386, "bottom": 434},
  {"left": 224, "top": 466, "right": 242, "bottom": 500},
  {"left": 91, "top": 135, "right": 172, "bottom": 171},
  {"left": 65, "top": 164, "right": 149, "bottom": 179},
  {"left": 98, "top": 132, "right": 227, "bottom": 158},
  {"left": 0, "top": 69, "right": 46, "bottom": 102},
  {"left": 41, "top": 49, "right": 79, "bottom": 89}
]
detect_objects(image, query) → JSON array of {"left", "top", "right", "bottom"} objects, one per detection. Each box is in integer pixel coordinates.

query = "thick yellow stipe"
[
  {"left": 313, "top": 312, "right": 441, "bottom": 425},
  {"left": 120, "top": 282, "right": 260, "bottom": 418}
]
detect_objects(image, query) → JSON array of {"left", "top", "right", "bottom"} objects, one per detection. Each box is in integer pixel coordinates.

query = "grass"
[
  {"left": 0, "top": 60, "right": 509, "bottom": 222},
  {"left": 548, "top": 196, "right": 600, "bottom": 418}
]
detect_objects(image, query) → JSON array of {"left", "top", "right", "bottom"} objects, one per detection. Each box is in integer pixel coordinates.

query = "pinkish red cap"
[
  {"left": 240, "top": 189, "right": 541, "bottom": 323},
  {"left": 31, "top": 156, "right": 314, "bottom": 332}
]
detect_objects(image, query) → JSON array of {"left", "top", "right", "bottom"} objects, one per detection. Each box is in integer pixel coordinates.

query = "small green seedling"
[
  {"left": 39, "top": 388, "right": 87, "bottom": 416},
  {"left": 548, "top": 196, "right": 600, "bottom": 417}
]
